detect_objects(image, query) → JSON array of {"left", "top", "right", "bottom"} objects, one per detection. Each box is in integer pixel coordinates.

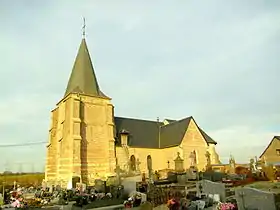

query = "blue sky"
[{"left": 0, "top": 0, "right": 280, "bottom": 172}]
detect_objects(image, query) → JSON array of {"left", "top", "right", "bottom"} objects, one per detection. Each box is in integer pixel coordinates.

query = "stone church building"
[{"left": 45, "top": 37, "right": 221, "bottom": 187}]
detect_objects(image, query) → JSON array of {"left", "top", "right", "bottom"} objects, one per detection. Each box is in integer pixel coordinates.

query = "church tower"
[{"left": 45, "top": 36, "right": 116, "bottom": 187}]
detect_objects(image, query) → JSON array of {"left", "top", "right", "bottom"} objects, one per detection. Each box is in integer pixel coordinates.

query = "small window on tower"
[{"left": 276, "top": 149, "right": 280, "bottom": 156}]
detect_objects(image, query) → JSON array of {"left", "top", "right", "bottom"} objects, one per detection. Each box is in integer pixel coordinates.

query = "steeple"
[{"left": 64, "top": 38, "right": 107, "bottom": 98}]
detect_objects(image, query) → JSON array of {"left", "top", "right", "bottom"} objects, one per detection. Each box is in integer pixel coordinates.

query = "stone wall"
[
  {"left": 181, "top": 119, "right": 211, "bottom": 171},
  {"left": 116, "top": 146, "right": 179, "bottom": 173},
  {"left": 45, "top": 93, "right": 116, "bottom": 187},
  {"left": 45, "top": 108, "right": 59, "bottom": 184}
]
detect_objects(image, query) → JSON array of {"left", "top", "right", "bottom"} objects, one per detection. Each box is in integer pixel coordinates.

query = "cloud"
[{"left": 0, "top": 0, "right": 280, "bottom": 171}]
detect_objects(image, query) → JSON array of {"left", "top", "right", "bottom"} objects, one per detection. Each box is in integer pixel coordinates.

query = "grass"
[{"left": 0, "top": 173, "right": 44, "bottom": 188}]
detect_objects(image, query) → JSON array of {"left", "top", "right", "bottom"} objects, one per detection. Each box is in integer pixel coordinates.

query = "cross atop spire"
[
  {"left": 82, "top": 17, "right": 86, "bottom": 38},
  {"left": 64, "top": 22, "right": 109, "bottom": 98}
]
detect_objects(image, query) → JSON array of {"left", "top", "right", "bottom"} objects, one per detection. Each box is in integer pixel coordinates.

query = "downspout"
[{"left": 157, "top": 117, "right": 161, "bottom": 148}]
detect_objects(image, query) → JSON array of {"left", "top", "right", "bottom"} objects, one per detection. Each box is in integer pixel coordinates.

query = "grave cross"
[
  {"left": 167, "top": 161, "right": 170, "bottom": 169},
  {"left": 82, "top": 17, "right": 86, "bottom": 38}
]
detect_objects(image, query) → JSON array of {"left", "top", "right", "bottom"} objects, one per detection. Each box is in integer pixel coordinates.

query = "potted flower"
[{"left": 216, "top": 202, "right": 236, "bottom": 210}]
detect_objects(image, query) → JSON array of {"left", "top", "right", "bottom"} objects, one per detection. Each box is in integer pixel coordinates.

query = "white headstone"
[
  {"left": 67, "top": 180, "right": 72, "bottom": 189},
  {"left": 122, "top": 180, "right": 136, "bottom": 194},
  {"left": 213, "top": 194, "right": 220, "bottom": 203}
]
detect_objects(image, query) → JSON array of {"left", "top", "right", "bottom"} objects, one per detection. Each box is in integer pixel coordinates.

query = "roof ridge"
[
  {"left": 161, "top": 116, "right": 192, "bottom": 127},
  {"left": 115, "top": 116, "right": 161, "bottom": 123}
]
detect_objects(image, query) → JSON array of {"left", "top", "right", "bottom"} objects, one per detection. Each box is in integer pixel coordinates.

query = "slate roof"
[
  {"left": 64, "top": 38, "right": 109, "bottom": 98},
  {"left": 114, "top": 116, "right": 217, "bottom": 148},
  {"left": 114, "top": 117, "right": 162, "bottom": 148},
  {"left": 160, "top": 117, "right": 192, "bottom": 148},
  {"left": 198, "top": 128, "right": 217, "bottom": 144}
]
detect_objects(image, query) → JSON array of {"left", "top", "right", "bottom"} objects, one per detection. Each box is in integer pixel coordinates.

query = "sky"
[{"left": 0, "top": 0, "right": 280, "bottom": 172}]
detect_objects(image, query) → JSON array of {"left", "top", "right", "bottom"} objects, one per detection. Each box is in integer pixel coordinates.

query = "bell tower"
[{"left": 45, "top": 31, "right": 116, "bottom": 187}]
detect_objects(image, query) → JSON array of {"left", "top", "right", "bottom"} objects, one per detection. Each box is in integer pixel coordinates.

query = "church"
[{"left": 45, "top": 36, "right": 221, "bottom": 187}]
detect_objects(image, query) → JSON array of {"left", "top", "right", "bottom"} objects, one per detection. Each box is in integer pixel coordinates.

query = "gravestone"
[
  {"left": 203, "top": 171, "right": 226, "bottom": 182},
  {"left": 197, "top": 180, "right": 226, "bottom": 202},
  {"left": 94, "top": 179, "right": 106, "bottom": 192},
  {"left": 174, "top": 152, "right": 184, "bottom": 172},
  {"left": 186, "top": 167, "right": 197, "bottom": 180},
  {"left": 122, "top": 180, "right": 136, "bottom": 194},
  {"left": 235, "top": 187, "right": 276, "bottom": 210},
  {"left": 167, "top": 171, "right": 177, "bottom": 182},
  {"left": 122, "top": 175, "right": 141, "bottom": 194},
  {"left": 42, "top": 179, "right": 47, "bottom": 191},
  {"left": 115, "top": 164, "right": 122, "bottom": 186},
  {"left": 177, "top": 174, "right": 187, "bottom": 184}
]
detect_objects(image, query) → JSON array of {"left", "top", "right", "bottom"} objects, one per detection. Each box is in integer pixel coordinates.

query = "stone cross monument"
[
  {"left": 174, "top": 152, "right": 184, "bottom": 172},
  {"left": 189, "top": 150, "right": 197, "bottom": 168},
  {"left": 147, "top": 157, "right": 153, "bottom": 183}
]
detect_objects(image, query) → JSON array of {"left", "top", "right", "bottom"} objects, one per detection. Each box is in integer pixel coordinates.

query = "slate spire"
[{"left": 64, "top": 38, "right": 106, "bottom": 97}]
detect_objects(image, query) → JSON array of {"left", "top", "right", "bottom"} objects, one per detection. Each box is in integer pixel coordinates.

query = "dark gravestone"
[
  {"left": 177, "top": 174, "right": 187, "bottom": 185},
  {"left": 56, "top": 185, "right": 61, "bottom": 191},
  {"left": 167, "top": 172, "right": 177, "bottom": 182},
  {"left": 202, "top": 172, "right": 226, "bottom": 182},
  {"left": 235, "top": 187, "right": 276, "bottom": 210}
]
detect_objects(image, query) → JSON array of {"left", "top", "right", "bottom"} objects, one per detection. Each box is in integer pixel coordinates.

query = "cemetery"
[
  {"left": 2, "top": 152, "right": 280, "bottom": 209},
  {"left": 1, "top": 19, "right": 279, "bottom": 210}
]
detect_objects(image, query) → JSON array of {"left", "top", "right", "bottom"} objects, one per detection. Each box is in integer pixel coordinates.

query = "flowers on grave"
[{"left": 216, "top": 202, "right": 236, "bottom": 210}]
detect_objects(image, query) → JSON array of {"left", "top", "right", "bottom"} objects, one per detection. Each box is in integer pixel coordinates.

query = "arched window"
[
  {"left": 130, "top": 155, "right": 136, "bottom": 171},
  {"left": 147, "top": 155, "right": 152, "bottom": 171}
]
